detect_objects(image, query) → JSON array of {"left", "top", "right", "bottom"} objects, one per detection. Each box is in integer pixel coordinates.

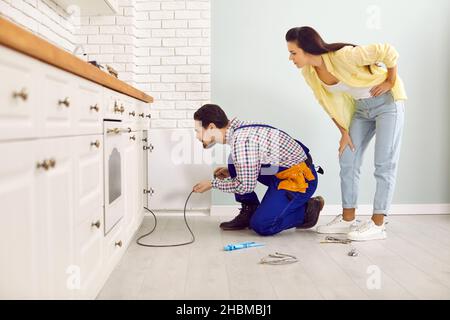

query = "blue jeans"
[
  {"left": 339, "top": 91, "right": 405, "bottom": 215},
  {"left": 228, "top": 156, "right": 318, "bottom": 236}
]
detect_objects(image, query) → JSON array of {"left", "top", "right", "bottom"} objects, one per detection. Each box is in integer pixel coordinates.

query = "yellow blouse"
[{"left": 301, "top": 43, "right": 407, "bottom": 130}]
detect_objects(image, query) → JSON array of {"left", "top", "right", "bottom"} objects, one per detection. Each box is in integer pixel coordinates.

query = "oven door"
[{"left": 103, "top": 120, "right": 126, "bottom": 235}]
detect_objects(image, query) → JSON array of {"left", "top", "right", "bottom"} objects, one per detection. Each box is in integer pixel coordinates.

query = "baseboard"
[
  {"left": 210, "top": 204, "right": 450, "bottom": 216},
  {"left": 146, "top": 210, "right": 210, "bottom": 216}
]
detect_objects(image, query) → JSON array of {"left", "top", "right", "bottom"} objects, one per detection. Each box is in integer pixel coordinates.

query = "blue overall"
[{"left": 228, "top": 125, "right": 318, "bottom": 236}]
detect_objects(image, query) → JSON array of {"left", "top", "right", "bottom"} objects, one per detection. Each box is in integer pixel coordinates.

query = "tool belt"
[{"left": 275, "top": 158, "right": 315, "bottom": 193}]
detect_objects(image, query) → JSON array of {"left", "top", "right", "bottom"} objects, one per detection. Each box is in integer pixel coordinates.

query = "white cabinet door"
[
  {"left": 0, "top": 140, "right": 39, "bottom": 299},
  {"left": 123, "top": 130, "right": 141, "bottom": 236},
  {"left": 36, "top": 137, "right": 75, "bottom": 299},
  {"left": 72, "top": 135, "right": 103, "bottom": 298},
  {"left": 0, "top": 46, "right": 39, "bottom": 141},
  {"left": 73, "top": 135, "right": 103, "bottom": 225}
]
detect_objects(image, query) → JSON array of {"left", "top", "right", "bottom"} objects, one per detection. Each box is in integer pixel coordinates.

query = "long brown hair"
[{"left": 285, "top": 26, "right": 355, "bottom": 54}]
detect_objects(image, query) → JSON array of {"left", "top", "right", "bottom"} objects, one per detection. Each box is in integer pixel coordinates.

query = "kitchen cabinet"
[
  {"left": 0, "top": 139, "right": 39, "bottom": 299},
  {"left": 36, "top": 137, "right": 75, "bottom": 299},
  {"left": 0, "top": 46, "right": 39, "bottom": 141},
  {"left": 0, "top": 44, "right": 151, "bottom": 299}
]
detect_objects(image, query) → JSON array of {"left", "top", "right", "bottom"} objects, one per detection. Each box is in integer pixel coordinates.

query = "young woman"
[{"left": 286, "top": 26, "right": 407, "bottom": 241}]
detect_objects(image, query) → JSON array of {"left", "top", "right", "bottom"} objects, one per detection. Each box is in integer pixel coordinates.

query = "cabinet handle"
[
  {"left": 129, "top": 111, "right": 135, "bottom": 117},
  {"left": 90, "top": 104, "right": 99, "bottom": 112},
  {"left": 48, "top": 158, "right": 56, "bottom": 168},
  {"left": 143, "top": 188, "right": 155, "bottom": 195},
  {"left": 91, "top": 220, "right": 101, "bottom": 229},
  {"left": 36, "top": 160, "right": 50, "bottom": 171},
  {"left": 115, "top": 240, "right": 123, "bottom": 247},
  {"left": 58, "top": 97, "right": 70, "bottom": 108},
  {"left": 129, "top": 135, "right": 136, "bottom": 141},
  {"left": 138, "top": 113, "right": 145, "bottom": 118},
  {"left": 120, "top": 105, "right": 125, "bottom": 114},
  {"left": 90, "top": 140, "right": 101, "bottom": 148},
  {"left": 13, "top": 88, "right": 28, "bottom": 101},
  {"left": 114, "top": 101, "right": 121, "bottom": 113},
  {"left": 106, "top": 128, "right": 121, "bottom": 135},
  {"left": 36, "top": 158, "right": 56, "bottom": 171},
  {"left": 127, "top": 127, "right": 132, "bottom": 133},
  {"left": 146, "top": 114, "right": 151, "bottom": 119}
]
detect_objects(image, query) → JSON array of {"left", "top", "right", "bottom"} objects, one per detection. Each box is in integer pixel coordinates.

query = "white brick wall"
[
  {"left": 0, "top": 0, "right": 211, "bottom": 129},
  {"left": 133, "top": 0, "right": 210, "bottom": 128},
  {"left": 75, "top": 0, "right": 137, "bottom": 86},
  {"left": 0, "top": 0, "right": 76, "bottom": 52},
  {"left": 78, "top": 0, "right": 211, "bottom": 128}
]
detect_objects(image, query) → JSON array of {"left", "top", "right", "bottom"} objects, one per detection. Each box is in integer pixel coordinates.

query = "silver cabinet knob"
[
  {"left": 129, "top": 111, "right": 135, "bottom": 117},
  {"left": 115, "top": 240, "right": 123, "bottom": 247},
  {"left": 146, "top": 114, "right": 151, "bottom": 119},
  {"left": 129, "top": 135, "right": 136, "bottom": 141}
]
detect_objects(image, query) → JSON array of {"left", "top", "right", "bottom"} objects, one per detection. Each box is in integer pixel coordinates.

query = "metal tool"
[
  {"left": 260, "top": 252, "right": 298, "bottom": 265},
  {"left": 320, "top": 236, "right": 352, "bottom": 244}
]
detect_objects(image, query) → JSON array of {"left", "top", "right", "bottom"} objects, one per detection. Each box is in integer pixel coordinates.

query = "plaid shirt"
[{"left": 211, "top": 118, "right": 308, "bottom": 195}]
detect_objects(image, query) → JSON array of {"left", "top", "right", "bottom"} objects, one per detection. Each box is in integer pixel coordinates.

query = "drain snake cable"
[{"left": 136, "top": 191, "right": 195, "bottom": 247}]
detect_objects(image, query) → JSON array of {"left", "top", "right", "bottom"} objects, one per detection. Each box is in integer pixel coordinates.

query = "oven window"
[{"left": 109, "top": 148, "right": 122, "bottom": 204}]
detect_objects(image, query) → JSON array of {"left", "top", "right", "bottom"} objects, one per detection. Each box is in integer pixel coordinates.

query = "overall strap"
[
  {"left": 234, "top": 124, "right": 310, "bottom": 154},
  {"left": 234, "top": 124, "right": 324, "bottom": 175}
]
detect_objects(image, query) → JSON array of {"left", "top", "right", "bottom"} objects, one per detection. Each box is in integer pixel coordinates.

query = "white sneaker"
[
  {"left": 316, "top": 214, "right": 359, "bottom": 234},
  {"left": 347, "top": 220, "right": 387, "bottom": 241}
]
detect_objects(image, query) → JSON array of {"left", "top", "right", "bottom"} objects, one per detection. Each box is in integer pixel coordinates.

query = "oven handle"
[{"left": 106, "top": 127, "right": 132, "bottom": 135}]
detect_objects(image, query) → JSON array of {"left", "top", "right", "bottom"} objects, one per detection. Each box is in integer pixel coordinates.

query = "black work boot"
[
  {"left": 219, "top": 203, "right": 259, "bottom": 230},
  {"left": 296, "top": 196, "right": 325, "bottom": 229}
]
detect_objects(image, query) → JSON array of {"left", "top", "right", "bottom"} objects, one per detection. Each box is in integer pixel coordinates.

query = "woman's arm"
[
  {"left": 341, "top": 43, "right": 399, "bottom": 68},
  {"left": 370, "top": 65, "right": 397, "bottom": 97}
]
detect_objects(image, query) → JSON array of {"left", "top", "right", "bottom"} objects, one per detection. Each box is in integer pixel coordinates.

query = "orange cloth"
[{"left": 275, "top": 162, "right": 315, "bottom": 193}]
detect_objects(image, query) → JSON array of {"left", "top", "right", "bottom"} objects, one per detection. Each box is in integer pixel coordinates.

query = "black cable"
[{"left": 136, "top": 191, "right": 195, "bottom": 247}]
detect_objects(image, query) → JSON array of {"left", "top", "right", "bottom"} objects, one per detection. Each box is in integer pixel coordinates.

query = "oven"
[{"left": 103, "top": 120, "right": 127, "bottom": 235}]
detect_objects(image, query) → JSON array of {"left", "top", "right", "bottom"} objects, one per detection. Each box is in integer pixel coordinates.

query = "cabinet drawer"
[
  {"left": 123, "top": 96, "right": 138, "bottom": 123},
  {"left": 74, "top": 79, "right": 104, "bottom": 135},
  {"left": 40, "top": 65, "right": 75, "bottom": 137},
  {"left": 105, "top": 222, "right": 125, "bottom": 264},
  {"left": 103, "top": 89, "right": 124, "bottom": 121},
  {"left": 136, "top": 100, "right": 151, "bottom": 130},
  {"left": 0, "top": 46, "right": 39, "bottom": 141}
]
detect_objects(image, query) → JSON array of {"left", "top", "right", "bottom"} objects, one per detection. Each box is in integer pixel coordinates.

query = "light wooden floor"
[{"left": 97, "top": 214, "right": 450, "bottom": 300}]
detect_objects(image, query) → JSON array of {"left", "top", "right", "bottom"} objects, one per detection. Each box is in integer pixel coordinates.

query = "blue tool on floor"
[{"left": 224, "top": 241, "right": 264, "bottom": 251}]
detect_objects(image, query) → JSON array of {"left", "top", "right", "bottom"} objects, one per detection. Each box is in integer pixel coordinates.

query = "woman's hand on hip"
[
  {"left": 339, "top": 131, "right": 355, "bottom": 157},
  {"left": 370, "top": 80, "right": 394, "bottom": 97}
]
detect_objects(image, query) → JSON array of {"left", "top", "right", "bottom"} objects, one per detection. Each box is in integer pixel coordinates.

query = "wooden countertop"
[{"left": 0, "top": 17, "right": 153, "bottom": 103}]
